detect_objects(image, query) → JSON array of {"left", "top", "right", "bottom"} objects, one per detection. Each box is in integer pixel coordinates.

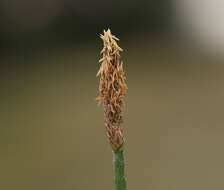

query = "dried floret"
[{"left": 97, "top": 29, "right": 127, "bottom": 150}]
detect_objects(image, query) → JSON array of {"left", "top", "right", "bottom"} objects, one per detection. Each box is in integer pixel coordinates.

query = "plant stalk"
[
  {"left": 97, "top": 29, "right": 127, "bottom": 190},
  {"left": 113, "top": 149, "right": 127, "bottom": 190}
]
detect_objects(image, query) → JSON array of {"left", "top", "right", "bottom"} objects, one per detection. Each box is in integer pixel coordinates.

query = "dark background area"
[{"left": 0, "top": 0, "right": 173, "bottom": 52}]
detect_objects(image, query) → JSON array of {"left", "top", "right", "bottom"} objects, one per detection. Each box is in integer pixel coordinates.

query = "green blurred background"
[{"left": 1, "top": 0, "right": 224, "bottom": 190}]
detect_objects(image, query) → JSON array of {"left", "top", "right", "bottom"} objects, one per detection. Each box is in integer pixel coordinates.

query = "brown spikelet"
[{"left": 97, "top": 29, "right": 127, "bottom": 151}]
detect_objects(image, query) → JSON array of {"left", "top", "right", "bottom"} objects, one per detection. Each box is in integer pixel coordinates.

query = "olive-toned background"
[{"left": 1, "top": 1, "right": 224, "bottom": 190}]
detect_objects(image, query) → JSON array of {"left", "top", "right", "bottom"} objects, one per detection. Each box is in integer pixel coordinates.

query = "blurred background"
[{"left": 1, "top": 0, "right": 224, "bottom": 190}]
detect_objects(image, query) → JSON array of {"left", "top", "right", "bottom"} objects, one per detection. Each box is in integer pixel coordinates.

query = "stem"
[{"left": 113, "top": 149, "right": 127, "bottom": 190}]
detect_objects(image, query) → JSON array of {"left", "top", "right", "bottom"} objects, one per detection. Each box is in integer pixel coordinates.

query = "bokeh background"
[{"left": 1, "top": 0, "right": 224, "bottom": 190}]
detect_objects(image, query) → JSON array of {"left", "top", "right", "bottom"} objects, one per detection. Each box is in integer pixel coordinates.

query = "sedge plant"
[{"left": 96, "top": 29, "right": 127, "bottom": 190}]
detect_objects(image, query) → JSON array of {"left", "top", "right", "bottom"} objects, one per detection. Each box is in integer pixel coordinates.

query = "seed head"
[{"left": 97, "top": 29, "right": 127, "bottom": 151}]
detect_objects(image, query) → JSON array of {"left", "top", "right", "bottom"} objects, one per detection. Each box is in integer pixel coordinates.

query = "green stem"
[{"left": 113, "top": 149, "right": 127, "bottom": 190}]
